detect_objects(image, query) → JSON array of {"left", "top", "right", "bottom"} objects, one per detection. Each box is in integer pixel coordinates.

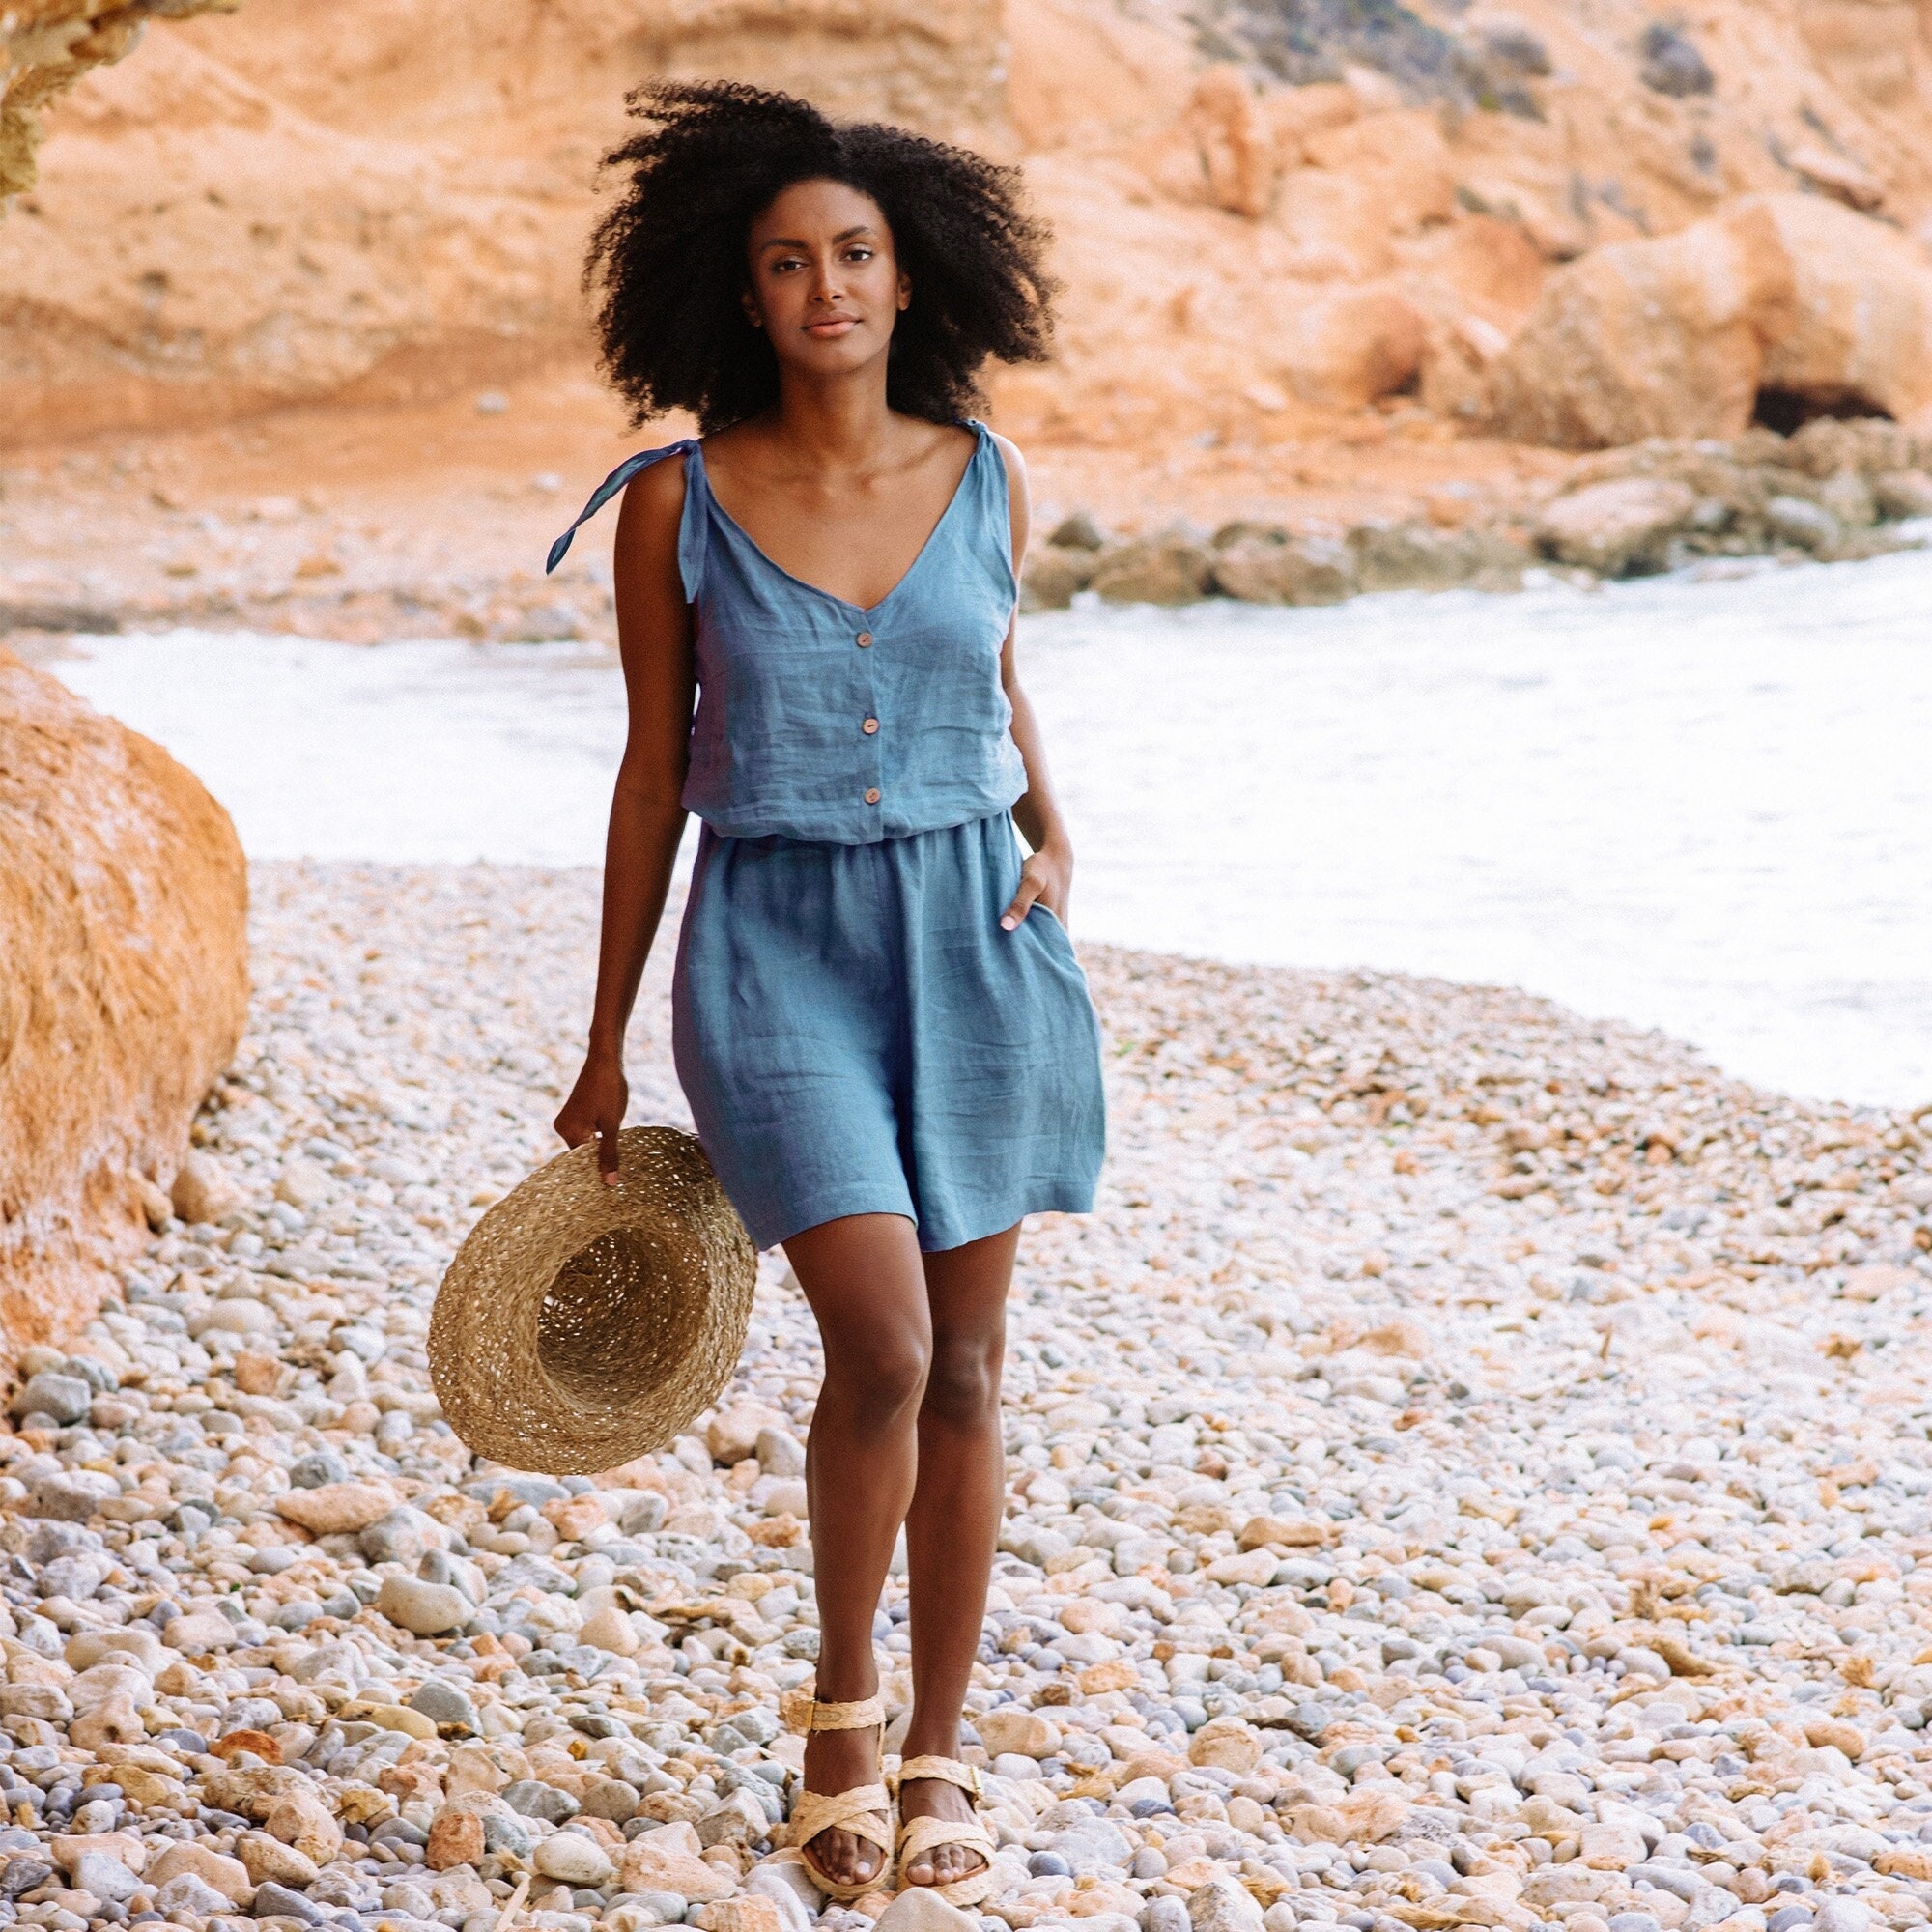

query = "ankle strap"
[
  {"left": 893, "top": 1754, "right": 983, "bottom": 1795},
  {"left": 782, "top": 1690, "right": 886, "bottom": 1734}
]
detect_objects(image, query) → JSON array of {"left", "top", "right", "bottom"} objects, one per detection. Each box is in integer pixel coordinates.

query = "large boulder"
[
  {"left": 1279, "top": 285, "right": 1431, "bottom": 411},
  {"left": 0, "top": 648, "right": 248, "bottom": 1353},
  {"left": 1486, "top": 194, "right": 1932, "bottom": 447}
]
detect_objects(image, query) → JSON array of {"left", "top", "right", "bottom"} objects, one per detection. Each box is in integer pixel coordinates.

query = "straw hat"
[{"left": 428, "top": 1125, "right": 755, "bottom": 1475}]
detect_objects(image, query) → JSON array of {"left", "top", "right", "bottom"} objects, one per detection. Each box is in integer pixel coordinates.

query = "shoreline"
[
  {"left": 4, "top": 395, "right": 1930, "bottom": 647},
  {"left": 1, "top": 861, "right": 1929, "bottom": 1929}
]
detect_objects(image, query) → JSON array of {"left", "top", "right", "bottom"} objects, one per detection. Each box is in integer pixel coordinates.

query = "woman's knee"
[
  {"left": 922, "top": 1328, "right": 1003, "bottom": 1428},
  {"left": 822, "top": 1323, "right": 930, "bottom": 1417}
]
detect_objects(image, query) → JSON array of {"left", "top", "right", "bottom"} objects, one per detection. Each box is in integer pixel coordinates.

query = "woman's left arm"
[{"left": 992, "top": 434, "right": 1075, "bottom": 932}]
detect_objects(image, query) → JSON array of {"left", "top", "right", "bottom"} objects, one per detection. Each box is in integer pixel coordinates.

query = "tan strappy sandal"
[
  {"left": 890, "top": 1755, "right": 999, "bottom": 1908},
  {"left": 784, "top": 1693, "right": 895, "bottom": 1900}
]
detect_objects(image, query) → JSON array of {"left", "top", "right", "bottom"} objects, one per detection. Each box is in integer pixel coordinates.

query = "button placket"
[{"left": 854, "top": 625, "right": 882, "bottom": 810}]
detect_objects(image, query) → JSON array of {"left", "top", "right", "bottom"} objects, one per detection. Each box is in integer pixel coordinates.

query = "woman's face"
[{"left": 744, "top": 177, "right": 909, "bottom": 380}]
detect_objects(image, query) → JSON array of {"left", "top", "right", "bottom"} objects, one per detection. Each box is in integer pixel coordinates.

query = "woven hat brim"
[{"left": 428, "top": 1125, "right": 755, "bottom": 1475}]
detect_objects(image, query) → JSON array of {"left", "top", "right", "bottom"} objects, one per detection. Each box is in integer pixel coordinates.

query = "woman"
[{"left": 550, "top": 82, "right": 1106, "bottom": 1905}]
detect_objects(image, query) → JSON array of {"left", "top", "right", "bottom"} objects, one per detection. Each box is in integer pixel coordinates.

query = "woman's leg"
[
  {"left": 786, "top": 1211, "right": 934, "bottom": 1891},
  {"left": 898, "top": 1223, "right": 1022, "bottom": 1888}
]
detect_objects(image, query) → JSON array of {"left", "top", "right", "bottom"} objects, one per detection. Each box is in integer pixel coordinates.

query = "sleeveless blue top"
[{"left": 548, "top": 422, "right": 1028, "bottom": 845}]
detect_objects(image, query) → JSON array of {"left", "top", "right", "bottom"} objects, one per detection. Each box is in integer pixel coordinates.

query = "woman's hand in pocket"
[{"left": 1000, "top": 839, "right": 1072, "bottom": 931}]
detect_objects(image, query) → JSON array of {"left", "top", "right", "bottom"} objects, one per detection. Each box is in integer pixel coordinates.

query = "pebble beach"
[{"left": 5, "top": 862, "right": 1932, "bottom": 1932}]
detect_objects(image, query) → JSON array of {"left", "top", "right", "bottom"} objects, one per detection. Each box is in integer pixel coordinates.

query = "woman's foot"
[
  {"left": 801, "top": 1724, "right": 889, "bottom": 1891},
  {"left": 896, "top": 1769, "right": 990, "bottom": 1890}
]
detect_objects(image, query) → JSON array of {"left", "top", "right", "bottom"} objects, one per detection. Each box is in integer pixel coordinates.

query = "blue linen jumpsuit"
[{"left": 548, "top": 422, "right": 1106, "bottom": 1252}]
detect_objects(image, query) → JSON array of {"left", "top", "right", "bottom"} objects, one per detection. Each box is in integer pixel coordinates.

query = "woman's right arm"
[{"left": 554, "top": 455, "right": 696, "bottom": 1182}]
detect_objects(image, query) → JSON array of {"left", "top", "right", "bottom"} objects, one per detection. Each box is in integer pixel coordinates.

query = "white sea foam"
[{"left": 48, "top": 546, "right": 1932, "bottom": 1108}]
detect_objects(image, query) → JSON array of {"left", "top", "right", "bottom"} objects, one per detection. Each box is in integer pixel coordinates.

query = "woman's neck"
[{"left": 769, "top": 365, "right": 899, "bottom": 471}]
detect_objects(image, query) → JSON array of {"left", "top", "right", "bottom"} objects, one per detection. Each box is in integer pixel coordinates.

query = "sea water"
[{"left": 46, "top": 548, "right": 1932, "bottom": 1109}]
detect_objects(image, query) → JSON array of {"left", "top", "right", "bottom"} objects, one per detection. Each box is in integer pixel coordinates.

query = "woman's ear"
[
  {"left": 741, "top": 287, "right": 763, "bottom": 329},
  {"left": 897, "top": 270, "right": 911, "bottom": 313}
]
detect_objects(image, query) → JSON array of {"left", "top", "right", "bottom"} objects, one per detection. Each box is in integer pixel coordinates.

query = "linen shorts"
[{"left": 671, "top": 811, "right": 1106, "bottom": 1253}]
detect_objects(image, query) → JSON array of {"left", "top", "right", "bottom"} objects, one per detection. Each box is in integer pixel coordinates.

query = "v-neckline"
[{"left": 693, "top": 426, "right": 982, "bottom": 620}]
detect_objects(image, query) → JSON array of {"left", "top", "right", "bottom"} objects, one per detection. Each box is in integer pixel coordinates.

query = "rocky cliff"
[
  {"left": 0, "top": 0, "right": 239, "bottom": 202},
  {"left": 8, "top": 0, "right": 1932, "bottom": 453},
  {"left": 0, "top": 648, "right": 249, "bottom": 1359}
]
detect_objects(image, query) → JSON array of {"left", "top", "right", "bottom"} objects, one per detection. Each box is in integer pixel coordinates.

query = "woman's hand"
[
  {"left": 1000, "top": 838, "right": 1072, "bottom": 931},
  {"left": 555, "top": 1051, "right": 630, "bottom": 1184}
]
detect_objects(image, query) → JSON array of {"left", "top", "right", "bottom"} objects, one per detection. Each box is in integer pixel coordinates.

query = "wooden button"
[
  {"left": 864, "top": 788, "right": 882, "bottom": 805},
  {"left": 856, "top": 631, "right": 873, "bottom": 647},
  {"left": 862, "top": 717, "right": 880, "bottom": 735}
]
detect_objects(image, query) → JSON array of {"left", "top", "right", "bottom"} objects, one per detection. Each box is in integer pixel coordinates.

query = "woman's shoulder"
[
  {"left": 982, "top": 426, "right": 1027, "bottom": 487},
  {"left": 616, "top": 441, "right": 694, "bottom": 523}
]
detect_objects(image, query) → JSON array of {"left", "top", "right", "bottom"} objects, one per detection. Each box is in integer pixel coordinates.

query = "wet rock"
[
  {"left": 1872, "top": 469, "right": 1932, "bottom": 519},
  {"left": 1211, "top": 533, "right": 1356, "bottom": 605},
  {"left": 1091, "top": 532, "right": 1215, "bottom": 606},
  {"left": 1021, "top": 545, "right": 1100, "bottom": 611},
  {"left": 1349, "top": 520, "right": 1472, "bottom": 592},
  {"left": 1535, "top": 479, "right": 1696, "bottom": 574},
  {"left": 1764, "top": 495, "right": 1842, "bottom": 550}
]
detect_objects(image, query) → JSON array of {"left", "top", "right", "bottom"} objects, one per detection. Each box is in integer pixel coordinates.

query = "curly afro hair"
[{"left": 585, "top": 80, "right": 1058, "bottom": 435}]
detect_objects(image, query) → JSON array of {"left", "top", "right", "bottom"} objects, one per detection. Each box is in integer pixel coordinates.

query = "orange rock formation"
[
  {"left": 0, "top": 648, "right": 249, "bottom": 1357},
  {"left": 7, "top": 0, "right": 1932, "bottom": 458},
  {"left": 1, "top": 0, "right": 239, "bottom": 201}
]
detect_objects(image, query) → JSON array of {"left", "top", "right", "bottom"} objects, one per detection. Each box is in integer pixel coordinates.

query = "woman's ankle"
[{"left": 898, "top": 1723, "right": 964, "bottom": 1764}]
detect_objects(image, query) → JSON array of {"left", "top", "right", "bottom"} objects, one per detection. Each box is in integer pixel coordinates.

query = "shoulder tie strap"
[{"left": 545, "top": 440, "right": 696, "bottom": 575}]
